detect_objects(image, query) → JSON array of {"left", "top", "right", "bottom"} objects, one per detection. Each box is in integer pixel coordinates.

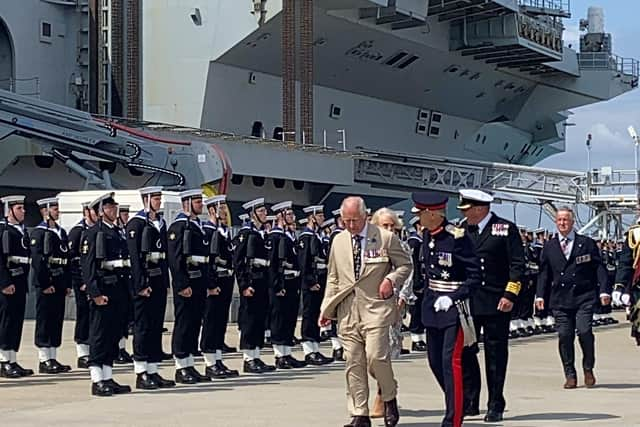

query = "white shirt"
[
  {"left": 559, "top": 230, "right": 575, "bottom": 260},
  {"left": 477, "top": 212, "right": 493, "bottom": 234}
]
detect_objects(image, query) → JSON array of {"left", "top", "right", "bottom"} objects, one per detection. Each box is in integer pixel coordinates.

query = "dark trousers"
[
  {"left": 200, "top": 276, "right": 234, "bottom": 352},
  {"left": 133, "top": 280, "right": 167, "bottom": 364},
  {"left": 553, "top": 301, "right": 595, "bottom": 378},
  {"left": 270, "top": 278, "right": 301, "bottom": 346},
  {"left": 409, "top": 292, "right": 425, "bottom": 334},
  {"left": 515, "top": 277, "right": 536, "bottom": 321},
  {"left": 88, "top": 277, "right": 122, "bottom": 367},
  {"left": 301, "top": 286, "right": 324, "bottom": 343},
  {"left": 427, "top": 325, "right": 464, "bottom": 427},
  {"left": 72, "top": 282, "right": 90, "bottom": 345},
  {"left": 116, "top": 273, "right": 132, "bottom": 340},
  {"left": 34, "top": 286, "right": 66, "bottom": 349},
  {"left": 462, "top": 312, "right": 510, "bottom": 413},
  {"left": 0, "top": 277, "right": 27, "bottom": 352},
  {"left": 238, "top": 279, "right": 268, "bottom": 350},
  {"left": 171, "top": 278, "right": 206, "bottom": 360}
]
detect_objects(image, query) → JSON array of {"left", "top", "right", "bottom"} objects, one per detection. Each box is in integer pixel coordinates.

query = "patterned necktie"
[
  {"left": 561, "top": 237, "right": 570, "bottom": 259},
  {"left": 352, "top": 234, "right": 362, "bottom": 280}
]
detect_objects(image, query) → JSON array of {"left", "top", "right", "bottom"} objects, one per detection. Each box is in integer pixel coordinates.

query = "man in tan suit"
[{"left": 320, "top": 197, "right": 412, "bottom": 427}]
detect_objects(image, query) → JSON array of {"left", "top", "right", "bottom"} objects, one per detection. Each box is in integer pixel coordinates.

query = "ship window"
[
  {"left": 273, "top": 179, "right": 285, "bottom": 189},
  {"left": 102, "top": 10, "right": 109, "bottom": 25},
  {"left": 102, "top": 0, "right": 108, "bottom": 7},
  {"left": 330, "top": 104, "right": 342, "bottom": 119},
  {"left": 476, "top": 134, "right": 481, "bottom": 143},
  {"left": 416, "top": 123, "right": 427, "bottom": 135},
  {"left": 293, "top": 180, "right": 304, "bottom": 190},
  {"left": 417, "top": 109, "right": 429, "bottom": 121},
  {"left": 431, "top": 112, "right": 442, "bottom": 123},
  {"left": 252, "top": 177, "right": 265, "bottom": 187},
  {"left": 231, "top": 175, "right": 243, "bottom": 185},
  {"left": 481, "top": 135, "right": 487, "bottom": 144},
  {"left": 385, "top": 51, "right": 408, "bottom": 66},
  {"left": 429, "top": 127, "right": 440, "bottom": 136},
  {"left": 397, "top": 55, "right": 419, "bottom": 70},
  {"left": 40, "top": 21, "right": 52, "bottom": 43}
]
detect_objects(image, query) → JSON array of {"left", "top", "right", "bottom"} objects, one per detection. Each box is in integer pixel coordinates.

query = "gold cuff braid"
[{"left": 506, "top": 281, "right": 522, "bottom": 295}]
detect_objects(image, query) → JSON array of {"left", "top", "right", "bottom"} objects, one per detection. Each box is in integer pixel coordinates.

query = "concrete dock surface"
[{"left": 0, "top": 314, "right": 637, "bottom": 427}]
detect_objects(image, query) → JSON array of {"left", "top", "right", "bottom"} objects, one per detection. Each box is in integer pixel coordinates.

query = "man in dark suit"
[
  {"left": 536, "top": 207, "right": 609, "bottom": 389},
  {"left": 458, "top": 189, "right": 525, "bottom": 423}
]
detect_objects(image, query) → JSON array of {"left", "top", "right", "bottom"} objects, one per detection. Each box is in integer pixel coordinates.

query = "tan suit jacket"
[{"left": 320, "top": 224, "right": 412, "bottom": 329}]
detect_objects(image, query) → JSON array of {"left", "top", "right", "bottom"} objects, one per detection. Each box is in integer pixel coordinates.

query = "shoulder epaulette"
[{"left": 445, "top": 224, "right": 465, "bottom": 239}]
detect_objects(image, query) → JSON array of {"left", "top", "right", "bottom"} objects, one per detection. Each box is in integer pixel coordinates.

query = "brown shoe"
[
  {"left": 584, "top": 370, "right": 596, "bottom": 388},
  {"left": 371, "top": 388, "right": 384, "bottom": 418},
  {"left": 563, "top": 377, "right": 577, "bottom": 389},
  {"left": 383, "top": 398, "right": 400, "bottom": 427}
]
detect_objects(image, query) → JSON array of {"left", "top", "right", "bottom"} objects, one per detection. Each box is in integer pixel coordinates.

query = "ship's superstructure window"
[
  {"left": 397, "top": 55, "right": 419, "bottom": 69},
  {"left": 385, "top": 51, "right": 408, "bottom": 66},
  {"left": 40, "top": 21, "right": 52, "bottom": 43},
  {"left": 330, "top": 104, "right": 342, "bottom": 119},
  {"left": 415, "top": 123, "right": 427, "bottom": 135}
]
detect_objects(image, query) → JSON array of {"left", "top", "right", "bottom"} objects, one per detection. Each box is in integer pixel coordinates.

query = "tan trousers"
[{"left": 340, "top": 323, "right": 398, "bottom": 416}]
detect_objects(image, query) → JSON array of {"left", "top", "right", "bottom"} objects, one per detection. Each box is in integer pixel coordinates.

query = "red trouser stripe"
[{"left": 452, "top": 327, "right": 464, "bottom": 427}]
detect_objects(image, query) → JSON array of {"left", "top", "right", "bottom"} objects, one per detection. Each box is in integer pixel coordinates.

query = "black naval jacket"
[
  {"left": 207, "top": 222, "right": 234, "bottom": 283},
  {"left": 462, "top": 213, "right": 525, "bottom": 316},
  {"left": 407, "top": 231, "right": 424, "bottom": 294},
  {"left": 615, "top": 233, "right": 634, "bottom": 293},
  {"left": 68, "top": 219, "right": 91, "bottom": 288},
  {"left": 298, "top": 227, "right": 321, "bottom": 291},
  {"left": 29, "top": 222, "right": 71, "bottom": 291},
  {"left": 80, "top": 220, "right": 128, "bottom": 299},
  {"left": 421, "top": 222, "right": 481, "bottom": 329},
  {"left": 267, "top": 227, "right": 300, "bottom": 294},
  {"left": 0, "top": 222, "right": 30, "bottom": 291},
  {"left": 233, "top": 223, "right": 268, "bottom": 293},
  {"left": 167, "top": 213, "right": 209, "bottom": 292},
  {"left": 537, "top": 232, "right": 609, "bottom": 310},
  {"left": 126, "top": 210, "right": 169, "bottom": 294}
]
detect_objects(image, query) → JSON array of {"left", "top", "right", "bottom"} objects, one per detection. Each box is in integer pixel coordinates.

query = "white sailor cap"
[
  {"left": 409, "top": 216, "right": 420, "bottom": 226},
  {"left": 517, "top": 224, "right": 527, "bottom": 232},
  {"left": 179, "top": 189, "right": 203, "bottom": 201},
  {"left": 266, "top": 215, "right": 277, "bottom": 222},
  {"left": 331, "top": 208, "right": 341, "bottom": 218},
  {"left": 238, "top": 213, "right": 249, "bottom": 222},
  {"left": 534, "top": 228, "right": 545, "bottom": 234},
  {"left": 303, "top": 205, "right": 324, "bottom": 215},
  {"left": 204, "top": 195, "right": 227, "bottom": 207},
  {"left": 299, "top": 218, "right": 308, "bottom": 225},
  {"left": 394, "top": 210, "right": 405, "bottom": 218},
  {"left": 1, "top": 195, "right": 25, "bottom": 217},
  {"left": 81, "top": 201, "right": 91, "bottom": 209},
  {"left": 118, "top": 204, "right": 130, "bottom": 212},
  {"left": 139, "top": 186, "right": 163, "bottom": 197},
  {"left": 457, "top": 189, "right": 493, "bottom": 210},
  {"left": 242, "top": 198, "right": 265, "bottom": 212},
  {"left": 320, "top": 218, "right": 335, "bottom": 229},
  {"left": 271, "top": 201, "right": 292, "bottom": 213},
  {"left": 89, "top": 192, "right": 116, "bottom": 211},
  {"left": 36, "top": 197, "right": 58, "bottom": 208}
]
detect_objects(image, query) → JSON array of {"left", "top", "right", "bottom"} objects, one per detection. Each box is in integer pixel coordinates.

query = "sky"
[{"left": 492, "top": 0, "right": 640, "bottom": 231}]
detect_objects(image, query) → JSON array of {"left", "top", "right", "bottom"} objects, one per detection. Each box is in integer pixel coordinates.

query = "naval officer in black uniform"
[
  {"left": 30, "top": 197, "right": 72, "bottom": 374},
  {"left": 0, "top": 195, "right": 33, "bottom": 378},
  {"left": 458, "top": 189, "right": 525, "bottom": 422},
  {"left": 412, "top": 191, "right": 480, "bottom": 427},
  {"left": 536, "top": 206, "right": 609, "bottom": 389},
  {"left": 407, "top": 215, "right": 427, "bottom": 352}
]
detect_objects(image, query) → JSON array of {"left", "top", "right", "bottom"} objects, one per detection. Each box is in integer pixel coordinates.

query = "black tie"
[
  {"left": 352, "top": 235, "right": 362, "bottom": 280},
  {"left": 468, "top": 224, "right": 480, "bottom": 242}
]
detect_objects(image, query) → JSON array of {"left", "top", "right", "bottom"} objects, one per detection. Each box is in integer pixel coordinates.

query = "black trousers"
[
  {"left": 200, "top": 276, "right": 234, "bottom": 353},
  {"left": 133, "top": 277, "right": 167, "bottom": 364},
  {"left": 462, "top": 312, "right": 510, "bottom": 413},
  {"left": 515, "top": 278, "right": 536, "bottom": 321},
  {"left": 171, "top": 276, "right": 206, "bottom": 360},
  {"left": 88, "top": 277, "right": 123, "bottom": 367},
  {"left": 301, "top": 286, "right": 324, "bottom": 343},
  {"left": 427, "top": 324, "right": 464, "bottom": 427},
  {"left": 409, "top": 291, "right": 425, "bottom": 334},
  {"left": 72, "top": 280, "right": 90, "bottom": 345},
  {"left": 116, "top": 273, "right": 132, "bottom": 340},
  {"left": 0, "top": 276, "right": 27, "bottom": 352},
  {"left": 238, "top": 279, "right": 269, "bottom": 350},
  {"left": 553, "top": 300, "right": 595, "bottom": 378},
  {"left": 270, "top": 278, "right": 301, "bottom": 346},
  {"left": 34, "top": 284, "right": 66, "bottom": 349}
]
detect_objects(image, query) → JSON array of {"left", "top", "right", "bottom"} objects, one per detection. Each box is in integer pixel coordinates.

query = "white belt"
[
  {"left": 8, "top": 256, "right": 29, "bottom": 265},
  {"left": 428, "top": 280, "right": 463, "bottom": 293},
  {"left": 251, "top": 258, "right": 270, "bottom": 268},
  {"left": 316, "top": 263, "right": 327, "bottom": 270},
  {"left": 284, "top": 269, "right": 300, "bottom": 278},
  {"left": 101, "top": 259, "right": 131, "bottom": 270},
  {"left": 49, "top": 257, "right": 68, "bottom": 266},
  {"left": 146, "top": 252, "right": 166, "bottom": 263},
  {"left": 216, "top": 267, "right": 233, "bottom": 277},
  {"left": 215, "top": 257, "right": 228, "bottom": 267},
  {"left": 187, "top": 255, "right": 209, "bottom": 265}
]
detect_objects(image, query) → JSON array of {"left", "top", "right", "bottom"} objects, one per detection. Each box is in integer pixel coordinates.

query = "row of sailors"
[{"left": 0, "top": 189, "right": 360, "bottom": 397}]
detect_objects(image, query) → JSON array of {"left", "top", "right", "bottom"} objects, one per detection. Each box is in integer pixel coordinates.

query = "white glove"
[
  {"left": 434, "top": 296, "right": 453, "bottom": 312},
  {"left": 612, "top": 290, "right": 622, "bottom": 306},
  {"left": 622, "top": 293, "right": 631, "bottom": 306}
]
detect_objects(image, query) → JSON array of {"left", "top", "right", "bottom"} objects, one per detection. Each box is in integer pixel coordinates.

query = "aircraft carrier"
[{"left": 0, "top": 0, "right": 637, "bottom": 216}]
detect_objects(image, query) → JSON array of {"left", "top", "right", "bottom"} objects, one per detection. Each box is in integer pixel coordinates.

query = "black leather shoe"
[
  {"left": 285, "top": 355, "right": 307, "bottom": 368},
  {"left": 320, "top": 330, "right": 331, "bottom": 342},
  {"left": 400, "top": 324, "right": 410, "bottom": 333},
  {"left": 275, "top": 356, "right": 294, "bottom": 369},
  {"left": 51, "top": 359, "right": 72, "bottom": 372},
  {"left": 149, "top": 372, "right": 176, "bottom": 388},
  {"left": 0, "top": 362, "right": 21, "bottom": 378},
  {"left": 243, "top": 359, "right": 265, "bottom": 374},
  {"left": 161, "top": 351, "right": 173, "bottom": 361},
  {"left": 508, "top": 330, "right": 519, "bottom": 339},
  {"left": 222, "top": 343, "right": 237, "bottom": 354},
  {"left": 136, "top": 372, "right": 159, "bottom": 390},
  {"left": 343, "top": 415, "right": 372, "bottom": 427},
  {"left": 114, "top": 349, "right": 133, "bottom": 364},
  {"left": 39, "top": 360, "right": 65, "bottom": 374},
  {"left": 175, "top": 368, "right": 198, "bottom": 384},
  {"left": 411, "top": 341, "right": 427, "bottom": 352},
  {"left": 187, "top": 366, "right": 210, "bottom": 382},
  {"left": 484, "top": 410, "right": 503, "bottom": 422},
  {"left": 12, "top": 362, "right": 33, "bottom": 377},
  {"left": 206, "top": 363, "right": 230, "bottom": 379},
  {"left": 383, "top": 398, "right": 400, "bottom": 427},
  {"left": 312, "top": 352, "right": 333, "bottom": 365},
  {"left": 217, "top": 360, "right": 239, "bottom": 377},
  {"left": 333, "top": 348, "right": 345, "bottom": 361},
  {"left": 263, "top": 337, "right": 272, "bottom": 346},
  {"left": 400, "top": 348, "right": 410, "bottom": 355},
  {"left": 255, "top": 358, "right": 276, "bottom": 371},
  {"left": 91, "top": 380, "right": 113, "bottom": 397},
  {"left": 77, "top": 356, "right": 89, "bottom": 369},
  {"left": 106, "top": 379, "right": 131, "bottom": 394}
]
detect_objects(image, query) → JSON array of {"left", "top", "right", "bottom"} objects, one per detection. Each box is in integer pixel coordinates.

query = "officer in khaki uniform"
[{"left": 320, "top": 196, "right": 412, "bottom": 427}]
